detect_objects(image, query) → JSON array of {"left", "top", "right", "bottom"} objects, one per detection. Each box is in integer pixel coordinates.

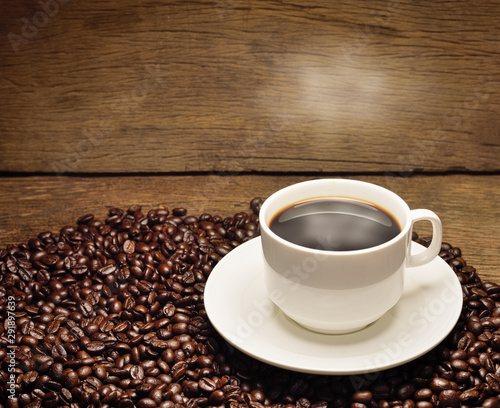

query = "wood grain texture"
[
  {"left": 0, "top": 174, "right": 498, "bottom": 283},
  {"left": 0, "top": 0, "right": 499, "bottom": 173}
]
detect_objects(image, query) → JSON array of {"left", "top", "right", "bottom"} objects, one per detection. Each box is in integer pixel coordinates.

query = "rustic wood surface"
[
  {"left": 0, "top": 0, "right": 499, "bottom": 173},
  {"left": 0, "top": 174, "right": 498, "bottom": 283}
]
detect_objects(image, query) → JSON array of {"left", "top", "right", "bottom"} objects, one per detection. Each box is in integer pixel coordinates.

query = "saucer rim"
[{"left": 204, "top": 237, "right": 463, "bottom": 375}]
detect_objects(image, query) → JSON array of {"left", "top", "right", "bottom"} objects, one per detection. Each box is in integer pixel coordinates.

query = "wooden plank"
[
  {"left": 0, "top": 174, "right": 498, "bottom": 283},
  {"left": 0, "top": 0, "right": 499, "bottom": 173}
]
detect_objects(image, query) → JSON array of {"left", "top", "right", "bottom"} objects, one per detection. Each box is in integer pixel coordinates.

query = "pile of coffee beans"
[{"left": 1, "top": 199, "right": 499, "bottom": 408}]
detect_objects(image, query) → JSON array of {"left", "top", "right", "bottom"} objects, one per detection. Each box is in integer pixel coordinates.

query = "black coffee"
[{"left": 269, "top": 197, "right": 401, "bottom": 251}]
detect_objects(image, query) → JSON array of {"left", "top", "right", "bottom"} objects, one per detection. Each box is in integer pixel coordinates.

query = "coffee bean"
[
  {"left": 353, "top": 391, "right": 372, "bottom": 404},
  {"left": 439, "top": 390, "right": 460, "bottom": 408},
  {"left": 51, "top": 343, "right": 67, "bottom": 359},
  {"left": 84, "top": 376, "right": 102, "bottom": 391},
  {"left": 171, "top": 361, "right": 187, "bottom": 381},
  {"left": 395, "top": 384, "right": 415, "bottom": 401},
  {"left": 172, "top": 208, "right": 187, "bottom": 216},
  {"left": 60, "top": 387, "right": 72, "bottom": 404},
  {"left": 49, "top": 362, "right": 63, "bottom": 380},
  {"left": 208, "top": 389, "right": 225, "bottom": 405},
  {"left": 76, "top": 366, "right": 92, "bottom": 379},
  {"left": 130, "top": 365, "right": 145, "bottom": 380},
  {"left": 460, "top": 389, "right": 480, "bottom": 403},
  {"left": 483, "top": 397, "right": 500, "bottom": 408},
  {"left": 199, "top": 377, "right": 217, "bottom": 393},
  {"left": 415, "top": 402, "right": 433, "bottom": 408},
  {"left": 485, "top": 373, "right": 500, "bottom": 392},
  {"left": 61, "top": 369, "right": 79, "bottom": 388},
  {"left": 172, "top": 322, "right": 188, "bottom": 335},
  {"left": 46, "top": 320, "right": 61, "bottom": 334},
  {"left": 22, "top": 371, "right": 38, "bottom": 385},
  {"left": 450, "top": 358, "right": 468, "bottom": 371},
  {"left": 42, "top": 390, "right": 59, "bottom": 407},
  {"left": 413, "top": 388, "right": 432, "bottom": 401},
  {"left": 24, "top": 331, "right": 42, "bottom": 343},
  {"left": 78, "top": 300, "right": 93, "bottom": 317},
  {"left": 458, "top": 331, "right": 475, "bottom": 351},
  {"left": 44, "top": 379, "right": 63, "bottom": 392},
  {"left": 123, "top": 240, "right": 136, "bottom": 254},
  {"left": 250, "top": 198, "right": 264, "bottom": 214},
  {"left": 138, "top": 397, "right": 158, "bottom": 408},
  {"left": 5, "top": 204, "right": 500, "bottom": 408},
  {"left": 98, "top": 264, "right": 117, "bottom": 276},
  {"left": 78, "top": 214, "right": 94, "bottom": 224},
  {"left": 20, "top": 320, "right": 34, "bottom": 335},
  {"left": 430, "top": 377, "right": 452, "bottom": 393},
  {"left": 72, "top": 264, "right": 89, "bottom": 276},
  {"left": 85, "top": 341, "right": 105, "bottom": 353},
  {"left": 455, "top": 370, "right": 471, "bottom": 383}
]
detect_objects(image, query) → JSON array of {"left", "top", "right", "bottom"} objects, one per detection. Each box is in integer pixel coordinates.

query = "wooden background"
[
  {"left": 1, "top": 0, "right": 499, "bottom": 173},
  {"left": 0, "top": 0, "right": 499, "bottom": 281}
]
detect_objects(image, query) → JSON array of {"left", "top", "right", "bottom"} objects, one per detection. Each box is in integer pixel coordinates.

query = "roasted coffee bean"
[
  {"left": 199, "top": 377, "right": 217, "bottom": 393},
  {"left": 51, "top": 343, "right": 67, "bottom": 359},
  {"left": 5, "top": 204, "right": 500, "bottom": 408},
  {"left": 250, "top": 198, "right": 264, "bottom": 214},
  {"left": 460, "top": 389, "right": 480, "bottom": 403},
  {"left": 22, "top": 370, "right": 38, "bottom": 384},
  {"left": 429, "top": 377, "right": 452, "bottom": 393},
  {"left": 171, "top": 361, "right": 187, "bottom": 381},
  {"left": 450, "top": 358, "right": 468, "bottom": 371},
  {"left": 46, "top": 320, "right": 61, "bottom": 334},
  {"left": 413, "top": 388, "right": 432, "bottom": 401},
  {"left": 49, "top": 362, "right": 63, "bottom": 380},
  {"left": 130, "top": 365, "right": 145, "bottom": 380},
  {"left": 396, "top": 384, "right": 415, "bottom": 401},
  {"left": 485, "top": 373, "right": 500, "bottom": 392},
  {"left": 415, "top": 402, "right": 433, "bottom": 408},
  {"left": 172, "top": 208, "right": 187, "bottom": 216},
  {"left": 84, "top": 376, "right": 102, "bottom": 391},
  {"left": 93, "top": 364, "right": 107, "bottom": 379},
  {"left": 458, "top": 331, "right": 476, "bottom": 350},
  {"left": 439, "top": 390, "right": 460, "bottom": 407},
  {"left": 123, "top": 240, "right": 136, "bottom": 254},
  {"left": 353, "top": 391, "right": 373, "bottom": 403},
  {"left": 138, "top": 397, "right": 158, "bottom": 408},
  {"left": 78, "top": 214, "right": 94, "bottom": 224},
  {"left": 20, "top": 320, "right": 34, "bottom": 335},
  {"left": 455, "top": 370, "right": 472, "bottom": 383},
  {"left": 98, "top": 264, "right": 117, "bottom": 276},
  {"left": 78, "top": 300, "right": 93, "bottom": 317},
  {"left": 44, "top": 379, "right": 63, "bottom": 391},
  {"left": 483, "top": 397, "right": 500, "bottom": 408},
  {"left": 61, "top": 369, "right": 79, "bottom": 388},
  {"left": 76, "top": 366, "right": 92, "bottom": 379},
  {"left": 86, "top": 341, "right": 105, "bottom": 353},
  {"left": 208, "top": 389, "right": 225, "bottom": 405}
]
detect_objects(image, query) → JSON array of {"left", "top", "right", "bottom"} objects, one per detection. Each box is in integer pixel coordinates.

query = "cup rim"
[{"left": 259, "top": 178, "right": 412, "bottom": 255}]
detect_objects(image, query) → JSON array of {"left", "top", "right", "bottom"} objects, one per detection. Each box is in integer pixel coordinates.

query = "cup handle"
[{"left": 407, "top": 209, "right": 443, "bottom": 268}]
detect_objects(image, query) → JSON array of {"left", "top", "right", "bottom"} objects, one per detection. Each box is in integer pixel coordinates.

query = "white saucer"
[{"left": 204, "top": 237, "right": 463, "bottom": 375}]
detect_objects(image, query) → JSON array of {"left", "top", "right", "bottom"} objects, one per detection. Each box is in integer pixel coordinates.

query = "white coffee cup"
[{"left": 259, "top": 179, "right": 443, "bottom": 334}]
